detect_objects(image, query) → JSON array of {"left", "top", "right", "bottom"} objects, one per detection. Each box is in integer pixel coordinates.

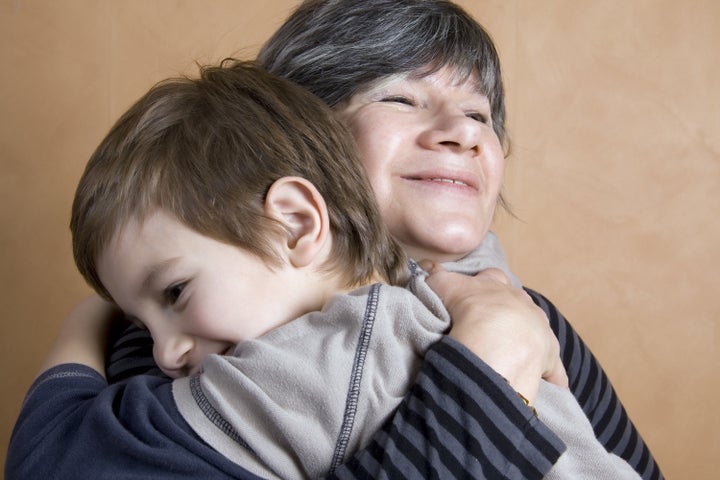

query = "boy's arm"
[
  {"left": 9, "top": 296, "right": 261, "bottom": 479},
  {"left": 39, "top": 295, "right": 122, "bottom": 378},
  {"left": 7, "top": 367, "right": 262, "bottom": 479}
]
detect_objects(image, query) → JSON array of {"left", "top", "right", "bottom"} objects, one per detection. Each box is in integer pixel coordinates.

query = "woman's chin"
[
  {"left": 391, "top": 215, "right": 492, "bottom": 263},
  {"left": 402, "top": 235, "right": 486, "bottom": 264}
]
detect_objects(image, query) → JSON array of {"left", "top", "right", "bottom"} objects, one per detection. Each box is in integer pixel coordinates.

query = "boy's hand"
[
  {"left": 423, "top": 263, "right": 568, "bottom": 405},
  {"left": 39, "top": 295, "right": 124, "bottom": 378}
]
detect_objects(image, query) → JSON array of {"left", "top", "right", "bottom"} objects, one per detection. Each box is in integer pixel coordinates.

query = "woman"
[{"left": 257, "top": 0, "right": 662, "bottom": 478}]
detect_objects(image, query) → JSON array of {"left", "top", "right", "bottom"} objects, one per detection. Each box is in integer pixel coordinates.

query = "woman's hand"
[
  {"left": 39, "top": 295, "right": 124, "bottom": 378},
  {"left": 423, "top": 263, "right": 568, "bottom": 404}
]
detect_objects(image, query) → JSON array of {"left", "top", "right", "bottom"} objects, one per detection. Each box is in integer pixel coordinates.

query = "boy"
[{"left": 7, "top": 60, "right": 638, "bottom": 480}]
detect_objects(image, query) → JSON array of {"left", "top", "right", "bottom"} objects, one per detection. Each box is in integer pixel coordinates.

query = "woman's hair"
[
  {"left": 71, "top": 59, "right": 408, "bottom": 299},
  {"left": 258, "top": 0, "right": 510, "bottom": 210},
  {"left": 258, "top": 0, "right": 506, "bottom": 144}
]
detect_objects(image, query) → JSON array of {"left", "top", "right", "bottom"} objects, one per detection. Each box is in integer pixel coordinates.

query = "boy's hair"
[
  {"left": 258, "top": 0, "right": 510, "bottom": 211},
  {"left": 71, "top": 60, "right": 408, "bottom": 300}
]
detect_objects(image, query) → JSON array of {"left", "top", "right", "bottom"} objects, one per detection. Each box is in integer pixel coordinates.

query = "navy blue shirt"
[{"left": 7, "top": 365, "right": 261, "bottom": 479}]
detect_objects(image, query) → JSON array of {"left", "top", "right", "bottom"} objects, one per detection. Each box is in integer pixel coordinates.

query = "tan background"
[{"left": 1, "top": 1, "right": 717, "bottom": 477}]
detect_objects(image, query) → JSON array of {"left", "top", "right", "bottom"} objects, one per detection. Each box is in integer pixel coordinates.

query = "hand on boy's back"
[
  {"left": 38, "top": 295, "right": 125, "bottom": 377},
  {"left": 422, "top": 263, "right": 568, "bottom": 403}
]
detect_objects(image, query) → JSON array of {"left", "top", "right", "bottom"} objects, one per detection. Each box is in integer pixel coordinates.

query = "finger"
[
  {"left": 423, "top": 268, "right": 461, "bottom": 300},
  {"left": 543, "top": 362, "right": 570, "bottom": 389},
  {"left": 475, "top": 267, "right": 511, "bottom": 286},
  {"left": 417, "top": 259, "right": 445, "bottom": 275}
]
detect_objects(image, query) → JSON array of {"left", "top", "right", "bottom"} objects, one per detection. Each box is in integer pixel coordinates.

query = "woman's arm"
[
  {"left": 421, "top": 266, "right": 663, "bottom": 479},
  {"left": 331, "top": 336, "right": 565, "bottom": 479},
  {"left": 526, "top": 288, "right": 664, "bottom": 480},
  {"left": 39, "top": 295, "right": 121, "bottom": 377},
  {"left": 424, "top": 265, "right": 568, "bottom": 404},
  {"left": 106, "top": 320, "right": 164, "bottom": 381},
  {"left": 420, "top": 264, "right": 663, "bottom": 479}
]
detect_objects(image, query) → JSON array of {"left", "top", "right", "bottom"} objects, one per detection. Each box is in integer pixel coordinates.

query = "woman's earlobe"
[{"left": 264, "top": 177, "right": 330, "bottom": 268}]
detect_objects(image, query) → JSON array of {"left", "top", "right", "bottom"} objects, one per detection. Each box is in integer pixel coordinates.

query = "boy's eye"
[
  {"left": 380, "top": 95, "right": 415, "bottom": 106},
  {"left": 163, "top": 282, "right": 186, "bottom": 305}
]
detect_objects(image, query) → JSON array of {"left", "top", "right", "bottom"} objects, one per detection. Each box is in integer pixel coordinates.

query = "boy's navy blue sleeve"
[{"left": 5, "top": 364, "right": 262, "bottom": 480}]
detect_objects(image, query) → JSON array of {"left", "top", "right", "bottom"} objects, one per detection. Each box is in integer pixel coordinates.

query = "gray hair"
[{"left": 258, "top": 0, "right": 507, "bottom": 149}]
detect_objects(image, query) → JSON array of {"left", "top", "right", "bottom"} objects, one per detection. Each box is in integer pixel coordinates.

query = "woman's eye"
[
  {"left": 466, "top": 112, "right": 490, "bottom": 124},
  {"left": 163, "top": 282, "right": 186, "bottom": 305},
  {"left": 380, "top": 95, "right": 415, "bottom": 106}
]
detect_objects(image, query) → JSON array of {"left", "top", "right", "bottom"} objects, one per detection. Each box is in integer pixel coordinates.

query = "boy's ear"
[{"left": 264, "top": 177, "right": 330, "bottom": 268}]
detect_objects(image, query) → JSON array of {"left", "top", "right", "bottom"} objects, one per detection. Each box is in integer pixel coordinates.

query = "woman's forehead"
[{"left": 360, "top": 66, "right": 484, "bottom": 95}]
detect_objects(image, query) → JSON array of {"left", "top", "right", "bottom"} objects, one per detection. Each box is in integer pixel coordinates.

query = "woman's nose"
[
  {"left": 153, "top": 333, "right": 194, "bottom": 378},
  {"left": 418, "top": 110, "right": 481, "bottom": 154}
]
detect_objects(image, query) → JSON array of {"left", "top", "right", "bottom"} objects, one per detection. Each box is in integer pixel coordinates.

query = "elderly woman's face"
[{"left": 337, "top": 66, "right": 505, "bottom": 262}]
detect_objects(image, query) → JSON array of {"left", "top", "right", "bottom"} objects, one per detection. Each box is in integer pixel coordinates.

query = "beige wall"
[{"left": 1, "top": 1, "right": 717, "bottom": 477}]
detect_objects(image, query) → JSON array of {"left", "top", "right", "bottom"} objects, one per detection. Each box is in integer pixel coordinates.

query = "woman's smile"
[{"left": 337, "top": 66, "right": 503, "bottom": 262}]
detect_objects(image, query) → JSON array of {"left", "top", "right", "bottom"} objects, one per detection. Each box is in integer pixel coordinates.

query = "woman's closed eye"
[
  {"left": 466, "top": 111, "right": 491, "bottom": 124},
  {"left": 380, "top": 95, "right": 415, "bottom": 106}
]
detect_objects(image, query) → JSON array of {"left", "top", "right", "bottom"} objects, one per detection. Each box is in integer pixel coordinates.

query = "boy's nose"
[{"left": 153, "top": 334, "right": 194, "bottom": 378}]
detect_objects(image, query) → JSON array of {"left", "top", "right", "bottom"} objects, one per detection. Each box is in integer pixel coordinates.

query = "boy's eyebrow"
[{"left": 140, "top": 257, "right": 181, "bottom": 294}]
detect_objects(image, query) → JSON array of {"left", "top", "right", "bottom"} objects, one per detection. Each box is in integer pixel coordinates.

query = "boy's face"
[
  {"left": 337, "top": 65, "right": 504, "bottom": 263},
  {"left": 97, "top": 209, "right": 300, "bottom": 378}
]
